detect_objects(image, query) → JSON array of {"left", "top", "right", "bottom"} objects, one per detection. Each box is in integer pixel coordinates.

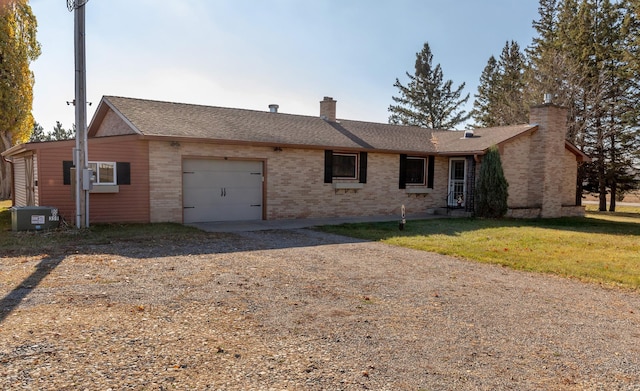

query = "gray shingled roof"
[{"left": 94, "top": 96, "right": 536, "bottom": 155}]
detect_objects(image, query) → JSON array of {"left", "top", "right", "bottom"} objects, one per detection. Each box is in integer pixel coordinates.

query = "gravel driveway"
[{"left": 1, "top": 228, "right": 639, "bottom": 390}]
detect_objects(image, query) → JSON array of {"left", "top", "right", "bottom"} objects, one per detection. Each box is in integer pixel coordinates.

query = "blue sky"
[{"left": 30, "top": 0, "right": 540, "bottom": 132}]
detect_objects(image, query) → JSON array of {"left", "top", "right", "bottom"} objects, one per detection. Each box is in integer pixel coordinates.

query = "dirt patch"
[{"left": 1, "top": 229, "right": 639, "bottom": 390}]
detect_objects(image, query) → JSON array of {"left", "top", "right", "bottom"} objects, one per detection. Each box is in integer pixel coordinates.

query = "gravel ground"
[{"left": 1, "top": 228, "right": 639, "bottom": 390}]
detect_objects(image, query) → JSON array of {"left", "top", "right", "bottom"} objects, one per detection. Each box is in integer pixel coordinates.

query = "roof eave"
[
  {"left": 1, "top": 143, "right": 28, "bottom": 158},
  {"left": 564, "top": 141, "right": 591, "bottom": 162},
  {"left": 140, "top": 134, "right": 440, "bottom": 155}
]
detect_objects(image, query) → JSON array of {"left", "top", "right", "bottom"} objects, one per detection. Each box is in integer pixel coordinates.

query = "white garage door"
[{"left": 183, "top": 159, "right": 263, "bottom": 223}]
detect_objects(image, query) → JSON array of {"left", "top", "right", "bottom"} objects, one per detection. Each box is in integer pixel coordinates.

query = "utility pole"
[{"left": 68, "top": 0, "right": 90, "bottom": 228}]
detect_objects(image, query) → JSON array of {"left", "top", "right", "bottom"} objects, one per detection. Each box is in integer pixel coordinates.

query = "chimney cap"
[{"left": 268, "top": 104, "right": 279, "bottom": 113}]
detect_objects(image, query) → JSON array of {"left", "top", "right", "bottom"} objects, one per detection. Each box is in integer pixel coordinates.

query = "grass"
[
  {"left": 0, "top": 199, "right": 206, "bottom": 254},
  {"left": 318, "top": 206, "right": 640, "bottom": 290},
  {"left": 584, "top": 203, "right": 640, "bottom": 220}
]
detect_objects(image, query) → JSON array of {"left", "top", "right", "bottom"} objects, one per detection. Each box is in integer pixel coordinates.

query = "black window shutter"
[
  {"left": 399, "top": 154, "right": 407, "bottom": 189},
  {"left": 427, "top": 155, "right": 435, "bottom": 188},
  {"left": 359, "top": 152, "right": 367, "bottom": 183},
  {"left": 117, "top": 162, "right": 131, "bottom": 185},
  {"left": 63, "top": 161, "right": 73, "bottom": 185},
  {"left": 324, "top": 150, "right": 333, "bottom": 183}
]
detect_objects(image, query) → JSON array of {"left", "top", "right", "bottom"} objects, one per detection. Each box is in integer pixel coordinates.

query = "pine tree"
[
  {"left": 0, "top": 0, "right": 40, "bottom": 199},
  {"left": 472, "top": 41, "right": 527, "bottom": 127},
  {"left": 28, "top": 121, "right": 75, "bottom": 142},
  {"left": 576, "top": 0, "right": 635, "bottom": 211},
  {"left": 471, "top": 56, "right": 499, "bottom": 127},
  {"left": 29, "top": 121, "right": 46, "bottom": 142},
  {"left": 619, "top": 0, "right": 640, "bottom": 198},
  {"left": 388, "top": 42, "right": 470, "bottom": 129},
  {"left": 526, "top": 0, "right": 562, "bottom": 104},
  {"left": 475, "top": 145, "right": 509, "bottom": 218},
  {"left": 495, "top": 41, "right": 528, "bottom": 125},
  {"left": 49, "top": 121, "right": 75, "bottom": 141},
  {"left": 527, "top": 0, "right": 639, "bottom": 211}
]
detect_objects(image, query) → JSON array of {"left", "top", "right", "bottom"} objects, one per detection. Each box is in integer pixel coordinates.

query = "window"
[
  {"left": 399, "top": 155, "right": 434, "bottom": 189},
  {"left": 88, "top": 162, "right": 116, "bottom": 185},
  {"left": 405, "top": 157, "right": 426, "bottom": 185},
  {"left": 332, "top": 153, "right": 358, "bottom": 179},
  {"left": 324, "top": 150, "right": 367, "bottom": 184},
  {"left": 63, "top": 161, "right": 130, "bottom": 186}
]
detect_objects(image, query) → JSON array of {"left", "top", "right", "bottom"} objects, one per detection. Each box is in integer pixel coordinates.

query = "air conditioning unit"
[{"left": 11, "top": 206, "right": 61, "bottom": 231}]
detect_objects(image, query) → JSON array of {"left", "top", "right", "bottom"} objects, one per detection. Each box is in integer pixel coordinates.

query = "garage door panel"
[{"left": 183, "top": 159, "right": 263, "bottom": 223}]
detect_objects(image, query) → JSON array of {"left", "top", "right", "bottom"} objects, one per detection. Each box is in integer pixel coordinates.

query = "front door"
[{"left": 448, "top": 158, "right": 466, "bottom": 207}]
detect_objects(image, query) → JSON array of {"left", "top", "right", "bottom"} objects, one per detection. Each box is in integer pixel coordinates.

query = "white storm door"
[
  {"left": 448, "top": 158, "right": 466, "bottom": 207},
  {"left": 183, "top": 159, "right": 263, "bottom": 223}
]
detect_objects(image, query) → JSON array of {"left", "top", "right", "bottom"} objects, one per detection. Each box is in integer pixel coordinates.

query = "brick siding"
[{"left": 148, "top": 140, "right": 448, "bottom": 223}]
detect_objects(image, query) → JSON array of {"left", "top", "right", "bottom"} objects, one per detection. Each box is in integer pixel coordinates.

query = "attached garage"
[{"left": 182, "top": 159, "right": 264, "bottom": 223}]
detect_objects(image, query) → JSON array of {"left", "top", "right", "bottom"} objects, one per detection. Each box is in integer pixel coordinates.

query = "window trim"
[
  {"left": 88, "top": 161, "right": 117, "bottom": 185},
  {"left": 400, "top": 155, "right": 434, "bottom": 189},
  {"left": 331, "top": 152, "right": 359, "bottom": 180}
]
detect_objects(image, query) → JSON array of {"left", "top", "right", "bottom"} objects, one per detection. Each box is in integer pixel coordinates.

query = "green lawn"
[{"left": 318, "top": 207, "right": 640, "bottom": 290}]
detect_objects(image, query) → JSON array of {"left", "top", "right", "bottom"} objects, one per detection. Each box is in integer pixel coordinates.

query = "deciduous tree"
[{"left": 0, "top": 0, "right": 40, "bottom": 199}]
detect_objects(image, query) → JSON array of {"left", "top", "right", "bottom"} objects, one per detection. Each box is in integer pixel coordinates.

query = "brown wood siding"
[
  {"left": 37, "top": 138, "right": 150, "bottom": 224},
  {"left": 36, "top": 146, "right": 75, "bottom": 221}
]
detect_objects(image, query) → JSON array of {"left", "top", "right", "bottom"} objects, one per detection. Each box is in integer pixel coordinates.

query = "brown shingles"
[
  {"left": 432, "top": 125, "right": 537, "bottom": 154},
  {"left": 335, "top": 119, "right": 438, "bottom": 154},
  {"left": 99, "top": 96, "right": 537, "bottom": 155},
  {"left": 103, "top": 96, "right": 363, "bottom": 149}
]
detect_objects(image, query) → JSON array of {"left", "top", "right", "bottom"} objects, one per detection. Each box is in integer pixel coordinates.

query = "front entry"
[
  {"left": 448, "top": 158, "right": 466, "bottom": 207},
  {"left": 182, "top": 159, "right": 263, "bottom": 223}
]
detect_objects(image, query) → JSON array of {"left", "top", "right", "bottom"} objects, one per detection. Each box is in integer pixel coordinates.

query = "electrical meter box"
[{"left": 11, "top": 206, "right": 61, "bottom": 231}]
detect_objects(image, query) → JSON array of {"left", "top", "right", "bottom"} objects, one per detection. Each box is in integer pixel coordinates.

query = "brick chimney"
[
  {"left": 529, "top": 98, "right": 568, "bottom": 218},
  {"left": 320, "top": 97, "right": 336, "bottom": 122}
]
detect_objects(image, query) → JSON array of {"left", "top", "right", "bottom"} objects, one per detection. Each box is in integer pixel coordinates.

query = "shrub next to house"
[{"left": 475, "top": 145, "right": 509, "bottom": 218}]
